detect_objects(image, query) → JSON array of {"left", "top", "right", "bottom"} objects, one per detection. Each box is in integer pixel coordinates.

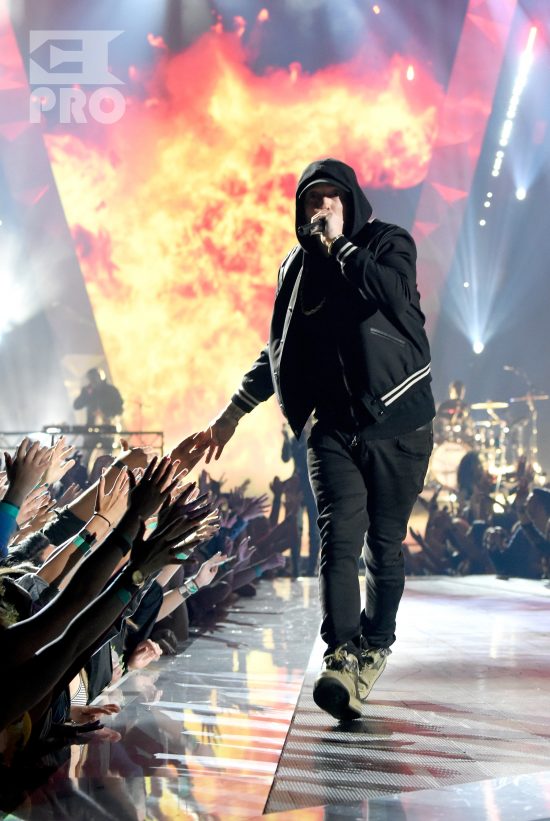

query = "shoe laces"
[
  {"left": 325, "top": 647, "right": 358, "bottom": 672},
  {"left": 360, "top": 646, "right": 392, "bottom": 666}
]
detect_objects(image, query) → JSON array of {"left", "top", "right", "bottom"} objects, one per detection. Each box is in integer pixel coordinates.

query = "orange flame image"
[{"left": 46, "top": 31, "right": 443, "bottom": 488}]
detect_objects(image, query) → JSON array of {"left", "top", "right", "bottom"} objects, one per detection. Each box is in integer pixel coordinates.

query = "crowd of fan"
[
  {"left": 0, "top": 433, "right": 301, "bottom": 785},
  {"left": 2, "top": 430, "right": 549, "bottom": 802},
  {"left": 405, "top": 452, "right": 550, "bottom": 580}
]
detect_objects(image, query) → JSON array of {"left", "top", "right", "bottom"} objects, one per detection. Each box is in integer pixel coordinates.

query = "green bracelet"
[
  {"left": 116, "top": 588, "right": 132, "bottom": 605},
  {"left": 0, "top": 501, "right": 19, "bottom": 519},
  {"left": 73, "top": 534, "right": 90, "bottom": 554}
]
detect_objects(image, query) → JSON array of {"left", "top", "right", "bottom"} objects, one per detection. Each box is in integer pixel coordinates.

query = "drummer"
[{"left": 434, "top": 380, "right": 472, "bottom": 443}]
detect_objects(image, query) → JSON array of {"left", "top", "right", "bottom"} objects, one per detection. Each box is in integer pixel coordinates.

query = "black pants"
[{"left": 307, "top": 423, "right": 432, "bottom": 652}]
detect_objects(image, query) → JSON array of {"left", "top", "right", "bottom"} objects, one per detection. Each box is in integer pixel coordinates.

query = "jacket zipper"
[{"left": 369, "top": 327, "right": 406, "bottom": 346}]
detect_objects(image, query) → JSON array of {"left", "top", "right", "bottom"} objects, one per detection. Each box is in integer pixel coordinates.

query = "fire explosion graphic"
[{"left": 46, "top": 29, "right": 443, "bottom": 487}]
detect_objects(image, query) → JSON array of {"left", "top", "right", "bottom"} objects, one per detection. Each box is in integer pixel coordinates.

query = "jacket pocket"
[
  {"left": 395, "top": 426, "right": 433, "bottom": 457},
  {"left": 369, "top": 327, "right": 406, "bottom": 347}
]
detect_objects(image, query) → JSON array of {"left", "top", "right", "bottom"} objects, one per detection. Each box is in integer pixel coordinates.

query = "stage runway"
[{"left": 19, "top": 576, "right": 550, "bottom": 820}]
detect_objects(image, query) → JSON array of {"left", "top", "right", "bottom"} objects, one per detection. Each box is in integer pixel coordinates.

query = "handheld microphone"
[{"left": 297, "top": 217, "right": 326, "bottom": 238}]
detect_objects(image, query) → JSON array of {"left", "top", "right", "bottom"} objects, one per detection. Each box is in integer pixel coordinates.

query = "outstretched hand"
[
  {"left": 126, "top": 456, "right": 180, "bottom": 523},
  {"left": 42, "top": 436, "right": 76, "bottom": 486},
  {"left": 4, "top": 438, "right": 52, "bottom": 508},
  {"left": 118, "top": 439, "right": 152, "bottom": 470},
  {"left": 93, "top": 468, "right": 130, "bottom": 529},
  {"left": 170, "top": 433, "right": 210, "bottom": 475},
  {"left": 128, "top": 485, "right": 219, "bottom": 578},
  {"left": 193, "top": 551, "right": 229, "bottom": 589},
  {"left": 194, "top": 417, "right": 238, "bottom": 464}
]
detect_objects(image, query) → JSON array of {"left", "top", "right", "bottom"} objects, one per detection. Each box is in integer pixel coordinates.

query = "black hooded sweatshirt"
[{"left": 231, "top": 158, "right": 434, "bottom": 438}]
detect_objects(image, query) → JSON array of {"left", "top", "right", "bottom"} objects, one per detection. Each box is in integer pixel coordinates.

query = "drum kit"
[{"left": 429, "top": 392, "right": 549, "bottom": 490}]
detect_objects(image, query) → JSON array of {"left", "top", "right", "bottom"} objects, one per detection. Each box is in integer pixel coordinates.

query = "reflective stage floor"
[{"left": 9, "top": 575, "right": 550, "bottom": 820}]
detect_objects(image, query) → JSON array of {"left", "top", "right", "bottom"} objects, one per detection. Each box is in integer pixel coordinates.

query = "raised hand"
[
  {"left": 3, "top": 438, "right": 52, "bottom": 508},
  {"left": 93, "top": 468, "right": 130, "bottom": 529},
  {"left": 127, "top": 639, "right": 162, "bottom": 671},
  {"left": 258, "top": 552, "right": 286, "bottom": 573},
  {"left": 170, "top": 433, "right": 210, "bottom": 476},
  {"left": 128, "top": 490, "right": 219, "bottom": 578},
  {"left": 15, "top": 486, "right": 50, "bottom": 527},
  {"left": 42, "top": 436, "right": 76, "bottom": 486},
  {"left": 191, "top": 423, "right": 232, "bottom": 465},
  {"left": 195, "top": 404, "right": 244, "bottom": 464},
  {"left": 193, "top": 551, "right": 229, "bottom": 589},
  {"left": 126, "top": 456, "right": 180, "bottom": 523},
  {"left": 118, "top": 439, "right": 152, "bottom": 470},
  {"left": 55, "top": 482, "right": 82, "bottom": 508},
  {"left": 240, "top": 494, "right": 270, "bottom": 521},
  {"left": 24, "top": 497, "right": 56, "bottom": 533},
  {"left": 237, "top": 535, "right": 253, "bottom": 563}
]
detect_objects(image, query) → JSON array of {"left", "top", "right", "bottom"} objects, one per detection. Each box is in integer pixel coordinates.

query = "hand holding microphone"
[
  {"left": 297, "top": 216, "right": 326, "bottom": 237},
  {"left": 298, "top": 204, "right": 344, "bottom": 245}
]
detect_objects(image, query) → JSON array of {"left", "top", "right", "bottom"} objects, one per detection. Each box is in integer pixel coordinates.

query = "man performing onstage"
[{"left": 195, "top": 158, "right": 435, "bottom": 720}]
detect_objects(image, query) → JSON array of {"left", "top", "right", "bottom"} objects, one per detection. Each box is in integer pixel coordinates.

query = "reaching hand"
[
  {"left": 127, "top": 639, "right": 162, "bottom": 670},
  {"left": 118, "top": 439, "right": 152, "bottom": 470},
  {"left": 194, "top": 418, "right": 238, "bottom": 465},
  {"left": 240, "top": 494, "right": 270, "bottom": 521},
  {"left": 70, "top": 703, "right": 121, "bottom": 724},
  {"left": 128, "top": 487, "right": 219, "bottom": 578},
  {"left": 42, "top": 436, "right": 76, "bottom": 486},
  {"left": 219, "top": 506, "right": 238, "bottom": 530},
  {"left": 16, "top": 486, "right": 50, "bottom": 527},
  {"left": 193, "top": 551, "right": 229, "bottom": 589},
  {"left": 25, "top": 498, "right": 56, "bottom": 533},
  {"left": 55, "top": 482, "right": 82, "bottom": 507},
  {"left": 170, "top": 433, "right": 210, "bottom": 476},
  {"left": 237, "top": 535, "right": 252, "bottom": 564},
  {"left": 126, "top": 456, "right": 180, "bottom": 523},
  {"left": 3, "top": 438, "right": 52, "bottom": 508},
  {"left": 94, "top": 468, "right": 130, "bottom": 528},
  {"left": 258, "top": 552, "right": 286, "bottom": 572}
]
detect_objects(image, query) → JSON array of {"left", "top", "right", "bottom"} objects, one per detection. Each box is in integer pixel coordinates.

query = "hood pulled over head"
[{"left": 295, "top": 158, "right": 373, "bottom": 251}]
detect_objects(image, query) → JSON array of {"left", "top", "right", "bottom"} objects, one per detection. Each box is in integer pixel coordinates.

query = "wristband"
[
  {"left": 0, "top": 501, "right": 19, "bottom": 519},
  {"left": 178, "top": 578, "right": 199, "bottom": 600},
  {"left": 116, "top": 588, "right": 132, "bottom": 605},
  {"left": 73, "top": 534, "right": 90, "bottom": 554},
  {"left": 327, "top": 234, "right": 344, "bottom": 255},
  {"left": 177, "top": 584, "right": 192, "bottom": 601},
  {"left": 254, "top": 565, "right": 263, "bottom": 578}
]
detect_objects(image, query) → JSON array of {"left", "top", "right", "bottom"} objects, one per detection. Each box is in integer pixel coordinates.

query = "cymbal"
[
  {"left": 471, "top": 401, "right": 509, "bottom": 410},
  {"left": 509, "top": 394, "right": 549, "bottom": 403}
]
